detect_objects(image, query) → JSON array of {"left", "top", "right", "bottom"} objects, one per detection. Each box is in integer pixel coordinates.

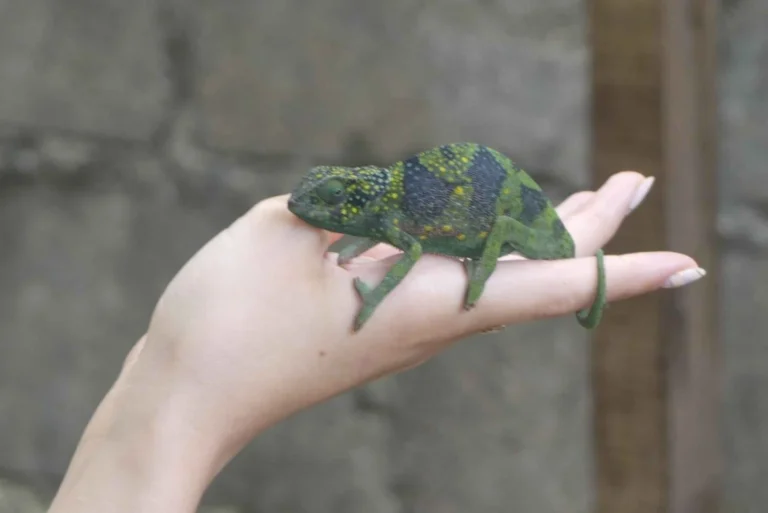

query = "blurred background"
[{"left": 0, "top": 1, "right": 764, "bottom": 512}]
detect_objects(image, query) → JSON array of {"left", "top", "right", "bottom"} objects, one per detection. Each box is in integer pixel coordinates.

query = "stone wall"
[
  {"left": 719, "top": 1, "right": 768, "bottom": 512},
  {"left": 0, "top": 0, "right": 765, "bottom": 512}
]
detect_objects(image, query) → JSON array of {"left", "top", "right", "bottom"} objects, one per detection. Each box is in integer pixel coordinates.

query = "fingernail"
[
  {"left": 629, "top": 176, "right": 655, "bottom": 212},
  {"left": 662, "top": 267, "right": 707, "bottom": 288}
]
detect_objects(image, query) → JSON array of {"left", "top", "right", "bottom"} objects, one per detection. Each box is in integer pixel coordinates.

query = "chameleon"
[{"left": 287, "top": 142, "right": 606, "bottom": 332}]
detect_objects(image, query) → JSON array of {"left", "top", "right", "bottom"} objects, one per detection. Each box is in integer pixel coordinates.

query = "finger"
[
  {"left": 236, "top": 195, "right": 344, "bottom": 257},
  {"left": 564, "top": 172, "right": 651, "bottom": 256},
  {"left": 348, "top": 250, "right": 700, "bottom": 341},
  {"left": 469, "top": 252, "right": 700, "bottom": 331},
  {"left": 556, "top": 191, "right": 595, "bottom": 219},
  {"left": 358, "top": 243, "right": 401, "bottom": 260}
]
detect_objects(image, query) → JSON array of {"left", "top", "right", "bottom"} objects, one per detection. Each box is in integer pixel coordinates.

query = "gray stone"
[
  {"left": 204, "top": 391, "right": 399, "bottom": 513},
  {"left": 0, "top": 480, "right": 46, "bottom": 513},
  {"left": 0, "top": 0, "right": 169, "bottom": 141},
  {"left": 388, "top": 321, "right": 593, "bottom": 513},
  {"left": 720, "top": 0, "right": 768, "bottom": 205},
  {"left": 721, "top": 249, "right": 768, "bottom": 513},
  {"left": 196, "top": 0, "right": 589, "bottom": 186},
  {"left": 719, "top": 205, "right": 768, "bottom": 251},
  {"left": 38, "top": 136, "right": 93, "bottom": 172},
  {"left": 199, "top": 507, "right": 241, "bottom": 513},
  {"left": 720, "top": 0, "right": 768, "bottom": 511}
]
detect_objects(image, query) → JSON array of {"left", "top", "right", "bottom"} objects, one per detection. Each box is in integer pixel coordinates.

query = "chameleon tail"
[{"left": 575, "top": 249, "right": 606, "bottom": 329}]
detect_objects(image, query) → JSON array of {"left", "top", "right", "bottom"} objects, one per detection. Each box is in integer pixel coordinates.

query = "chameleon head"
[{"left": 287, "top": 165, "right": 389, "bottom": 235}]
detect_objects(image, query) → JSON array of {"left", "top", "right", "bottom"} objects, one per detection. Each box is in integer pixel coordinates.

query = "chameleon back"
[{"left": 391, "top": 143, "right": 575, "bottom": 260}]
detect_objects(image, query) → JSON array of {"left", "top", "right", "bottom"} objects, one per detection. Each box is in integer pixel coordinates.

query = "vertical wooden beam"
[
  {"left": 589, "top": 1, "right": 720, "bottom": 513},
  {"left": 663, "top": 1, "right": 720, "bottom": 512}
]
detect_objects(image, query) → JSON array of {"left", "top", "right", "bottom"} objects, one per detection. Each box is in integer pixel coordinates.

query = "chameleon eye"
[{"left": 317, "top": 179, "right": 346, "bottom": 205}]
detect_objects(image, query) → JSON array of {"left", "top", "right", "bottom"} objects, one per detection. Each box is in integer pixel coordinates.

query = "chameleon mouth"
[
  {"left": 286, "top": 195, "right": 300, "bottom": 213},
  {"left": 286, "top": 196, "right": 332, "bottom": 226}
]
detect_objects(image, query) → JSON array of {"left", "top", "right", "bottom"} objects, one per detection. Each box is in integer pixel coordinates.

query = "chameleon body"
[{"left": 287, "top": 142, "right": 606, "bottom": 332}]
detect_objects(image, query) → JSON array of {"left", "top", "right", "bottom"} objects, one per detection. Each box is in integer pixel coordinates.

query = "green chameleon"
[{"left": 287, "top": 142, "right": 606, "bottom": 332}]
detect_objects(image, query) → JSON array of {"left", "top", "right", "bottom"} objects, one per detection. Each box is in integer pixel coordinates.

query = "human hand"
[{"left": 49, "top": 171, "right": 704, "bottom": 513}]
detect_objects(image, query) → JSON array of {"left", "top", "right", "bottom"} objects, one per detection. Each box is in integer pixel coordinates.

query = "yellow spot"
[
  {"left": 393, "top": 218, "right": 399, "bottom": 225},
  {"left": 503, "top": 188, "right": 510, "bottom": 195},
  {"left": 440, "top": 166, "right": 446, "bottom": 172},
  {"left": 461, "top": 157, "right": 469, "bottom": 163},
  {"left": 391, "top": 193, "right": 399, "bottom": 199},
  {"left": 341, "top": 208, "right": 348, "bottom": 216},
  {"left": 442, "top": 225, "right": 452, "bottom": 232},
  {"left": 419, "top": 235, "right": 428, "bottom": 240},
  {"left": 479, "top": 231, "right": 488, "bottom": 239},
  {"left": 424, "top": 225, "right": 433, "bottom": 232},
  {"left": 351, "top": 207, "right": 359, "bottom": 214},
  {"left": 455, "top": 186, "right": 464, "bottom": 196},
  {"left": 457, "top": 233, "right": 466, "bottom": 241}
]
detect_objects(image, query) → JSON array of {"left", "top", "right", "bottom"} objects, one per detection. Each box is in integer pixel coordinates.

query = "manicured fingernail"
[
  {"left": 662, "top": 267, "right": 706, "bottom": 288},
  {"left": 629, "top": 176, "right": 655, "bottom": 212}
]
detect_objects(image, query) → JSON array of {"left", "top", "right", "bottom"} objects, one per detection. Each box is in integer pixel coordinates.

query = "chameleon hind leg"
[
  {"left": 463, "top": 215, "right": 520, "bottom": 309},
  {"left": 351, "top": 227, "right": 423, "bottom": 332},
  {"left": 463, "top": 215, "right": 607, "bottom": 329}
]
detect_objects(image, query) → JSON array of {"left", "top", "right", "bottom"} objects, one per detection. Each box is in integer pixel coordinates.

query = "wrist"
[
  {"left": 51, "top": 428, "right": 204, "bottom": 513},
  {"left": 51, "top": 400, "right": 218, "bottom": 513},
  {"left": 49, "top": 345, "right": 222, "bottom": 513}
]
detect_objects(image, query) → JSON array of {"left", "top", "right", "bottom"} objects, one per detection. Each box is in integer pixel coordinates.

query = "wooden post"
[{"left": 589, "top": 1, "right": 720, "bottom": 512}]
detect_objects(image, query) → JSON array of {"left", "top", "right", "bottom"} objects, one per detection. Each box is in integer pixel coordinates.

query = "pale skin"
[{"left": 47, "top": 171, "right": 704, "bottom": 513}]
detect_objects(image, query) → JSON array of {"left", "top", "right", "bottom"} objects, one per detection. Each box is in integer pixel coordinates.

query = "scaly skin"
[{"left": 287, "top": 142, "right": 606, "bottom": 332}]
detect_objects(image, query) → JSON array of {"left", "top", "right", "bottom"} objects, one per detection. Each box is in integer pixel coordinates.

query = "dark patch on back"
[
  {"left": 402, "top": 156, "right": 452, "bottom": 223},
  {"left": 466, "top": 146, "right": 507, "bottom": 223},
  {"left": 519, "top": 183, "right": 548, "bottom": 225}
]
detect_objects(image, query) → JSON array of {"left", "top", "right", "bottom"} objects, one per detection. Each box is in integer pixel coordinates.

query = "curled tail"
[{"left": 576, "top": 249, "right": 606, "bottom": 329}]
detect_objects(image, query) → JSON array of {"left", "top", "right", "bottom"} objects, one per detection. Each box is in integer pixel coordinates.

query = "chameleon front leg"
[
  {"left": 352, "top": 224, "right": 423, "bottom": 331},
  {"left": 338, "top": 237, "right": 379, "bottom": 266}
]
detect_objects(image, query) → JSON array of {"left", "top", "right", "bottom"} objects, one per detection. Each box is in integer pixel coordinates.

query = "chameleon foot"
[
  {"left": 462, "top": 258, "right": 485, "bottom": 310},
  {"left": 352, "top": 277, "right": 377, "bottom": 332},
  {"left": 353, "top": 277, "right": 374, "bottom": 297},
  {"left": 354, "top": 305, "right": 376, "bottom": 332}
]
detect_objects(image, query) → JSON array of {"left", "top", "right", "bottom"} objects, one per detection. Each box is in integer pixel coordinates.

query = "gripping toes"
[
  {"left": 354, "top": 305, "right": 375, "bottom": 331},
  {"left": 353, "top": 277, "right": 374, "bottom": 297},
  {"left": 352, "top": 278, "right": 376, "bottom": 331},
  {"left": 462, "top": 259, "right": 485, "bottom": 310}
]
